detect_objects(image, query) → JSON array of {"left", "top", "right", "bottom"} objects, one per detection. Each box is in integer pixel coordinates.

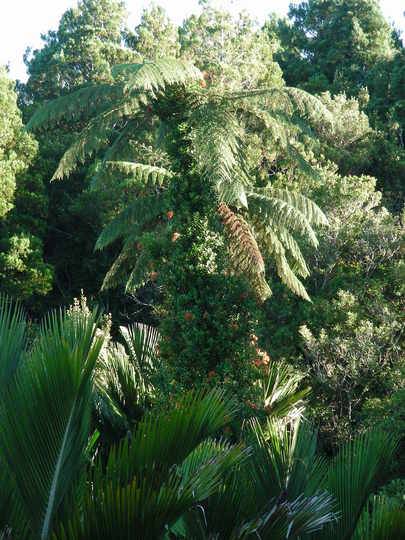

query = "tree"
[
  {"left": 0, "top": 69, "right": 52, "bottom": 303},
  {"left": 27, "top": 57, "right": 329, "bottom": 390},
  {"left": 124, "top": 4, "right": 180, "bottom": 60},
  {"left": 20, "top": 0, "right": 134, "bottom": 105},
  {"left": 273, "top": 0, "right": 397, "bottom": 96},
  {"left": 180, "top": 2, "right": 283, "bottom": 90}
]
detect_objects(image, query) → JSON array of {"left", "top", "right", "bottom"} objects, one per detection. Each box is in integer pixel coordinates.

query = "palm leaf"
[
  {"left": 0, "top": 309, "right": 103, "bottom": 540},
  {"left": 0, "top": 294, "right": 26, "bottom": 388},
  {"left": 317, "top": 430, "right": 397, "bottom": 540}
]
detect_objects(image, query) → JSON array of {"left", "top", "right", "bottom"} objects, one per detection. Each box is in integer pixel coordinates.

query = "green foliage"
[
  {"left": 180, "top": 3, "right": 283, "bottom": 90},
  {"left": 274, "top": 0, "right": 396, "bottom": 96},
  {"left": 0, "top": 69, "right": 37, "bottom": 219},
  {"left": 125, "top": 4, "right": 180, "bottom": 60}
]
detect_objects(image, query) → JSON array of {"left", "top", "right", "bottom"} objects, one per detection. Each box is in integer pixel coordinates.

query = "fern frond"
[
  {"left": 53, "top": 102, "right": 140, "bottom": 180},
  {"left": 95, "top": 192, "right": 168, "bottom": 251},
  {"left": 218, "top": 203, "right": 271, "bottom": 299},
  {"left": 190, "top": 104, "right": 250, "bottom": 208},
  {"left": 218, "top": 203, "right": 264, "bottom": 274},
  {"left": 112, "top": 58, "right": 202, "bottom": 96},
  {"left": 26, "top": 84, "right": 124, "bottom": 131},
  {"left": 255, "top": 222, "right": 311, "bottom": 301},
  {"left": 248, "top": 191, "right": 321, "bottom": 247},
  {"left": 274, "top": 251, "right": 311, "bottom": 301},
  {"left": 100, "top": 241, "right": 134, "bottom": 291},
  {"left": 264, "top": 188, "right": 328, "bottom": 226},
  {"left": 125, "top": 249, "right": 152, "bottom": 292},
  {"left": 102, "top": 160, "right": 173, "bottom": 188}
]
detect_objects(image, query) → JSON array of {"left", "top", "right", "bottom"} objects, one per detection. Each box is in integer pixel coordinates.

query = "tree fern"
[{"left": 28, "top": 56, "right": 330, "bottom": 300}]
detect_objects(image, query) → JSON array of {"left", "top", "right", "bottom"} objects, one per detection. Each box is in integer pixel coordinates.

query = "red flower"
[
  {"left": 207, "top": 370, "right": 215, "bottom": 378},
  {"left": 167, "top": 210, "right": 174, "bottom": 219},
  {"left": 184, "top": 311, "right": 193, "bottom": 321}
]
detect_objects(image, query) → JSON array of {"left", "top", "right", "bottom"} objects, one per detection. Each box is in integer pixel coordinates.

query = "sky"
[{"left": 1, "top": 0, "right": 404, "bottom": 81}]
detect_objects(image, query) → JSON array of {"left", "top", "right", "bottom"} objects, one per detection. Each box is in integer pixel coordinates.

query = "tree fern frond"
[
  {"left": 278, "top": 228, "right": 310, "bottom": 278},
  {"left": 26, "top": 84, "right": 124, "bottom": 132},
  {"left": 100, "top": 242, "right": 134, "bottom": 291},
  {"left": 52, "top": 102, "right": 141, "bottom": 180},
  {"left": 274, "top": 251, "right": 311, "bottom": 301},
  {"left": 287, "top": 142, "right": 323, "bottom": 182},
  {"left": 95, "top": 192, "right": 168, "bottom": 251},
  {"left": 218, "top": 203, "right": 271, "bottom": 299},
  {"left": 112, "top": 58, "right": 202, "bottom": 96},
  {"left": 125, "top": 249, "right": 152, "bottom": 292},
  {"left": 218, "top": 203, "right": 264, "bottom": 275},
  {"left": 248, "top": 191, "right": 318, "bottom": 247},
  {"left": 102, "top": 160, "right": 173, "bottom": 188},
  {"left": 267, "top": 188, "right": 328, "bottom": 226},
  {"left": 190, "top": 104, "right": 250, "bottom": 208}
]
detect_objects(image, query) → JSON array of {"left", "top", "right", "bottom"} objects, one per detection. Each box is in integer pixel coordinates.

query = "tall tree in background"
[
  {"left": 180, "top": 2, "right": 283, "bottom": 90},
  {"left": 124, "top": 4, "right": 180, "bottom": 60},
  {"left": 273, "top": 0, "right": 396, "bottom": 96},
  {"left": 0, "top": 68, "right": 52, "bottom": 303}
]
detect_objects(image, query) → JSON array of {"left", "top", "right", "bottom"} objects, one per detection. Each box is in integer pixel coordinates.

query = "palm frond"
[
  {"left": 0, "top": 308, "right": 103, "bottom": 540},
  {"left": 258, "top": 361, "right": 309, "bottom": 422},
  {"left": 318, "top": 430, "right": 397, "bottom": 540},
  {"left": 0, "top": 294, "right": 26, "bottom": 388},
  {"left": 353, "top": 496, "right": 405, "bottom": 540}
]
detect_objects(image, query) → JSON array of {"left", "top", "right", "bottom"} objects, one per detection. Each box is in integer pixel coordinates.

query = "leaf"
[{"left": 0, "top": 309, "right": 103, "bottom": 539}]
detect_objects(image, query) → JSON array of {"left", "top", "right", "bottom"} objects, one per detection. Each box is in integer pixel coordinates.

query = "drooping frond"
[
  {"left": 274, "top": 249, "right": 311, "bottom": 301},
  {"left": 248, "top": 190, "right": 325, "bottom": 248},
  {"left": 100, "top": 238, "right": 136, "bottom": 291},
  {"left": 190, "top": 103, "right": 250, "bottom": 208},
  {"left": 53, "top": 102, "right": 139, "bottom": 180},
  {"left": 218, "top": 203, "right": 270, "bottom": 299},
  {"left": 112, "top": 58, "right": 202, "bottom": 96},
  {"left": 26, "top": 84, "right": 124, "bottom": 132},
  {"left": 95, "top": 192, "right": 168, "bottom": 251},
  {"left": 100, "top": 160, "right": 173, "bottom": 188}
]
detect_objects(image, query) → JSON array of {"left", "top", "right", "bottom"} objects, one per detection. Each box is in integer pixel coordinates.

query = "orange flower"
[
  {"left": 172, "top": 232, "right": 180, "bottom": 242},
  {"left": 167, "top": 210, "right": 174, "bottom": 219}
]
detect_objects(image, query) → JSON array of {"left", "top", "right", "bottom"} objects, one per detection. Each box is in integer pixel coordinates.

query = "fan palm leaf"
[{"left": 0, "top": 308, "right": 103, "bottom": 540}]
